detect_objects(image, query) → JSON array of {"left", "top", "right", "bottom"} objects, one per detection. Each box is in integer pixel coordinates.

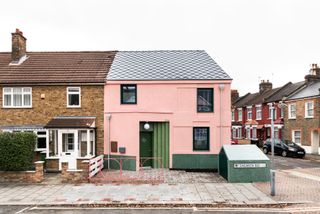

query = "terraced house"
[
  {"left": 0, "top": 29, "right": 116, "bottom": 171},
  {"left": 104, "top": 51, "right": 232, "bottom": 170},
  {"left": 284, "top": 65, "right": 320, "bottom": 155}
]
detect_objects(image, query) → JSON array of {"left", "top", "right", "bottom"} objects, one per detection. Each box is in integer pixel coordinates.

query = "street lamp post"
[{"left": 270, "top": 103, "right": 275, "bottom": 196}]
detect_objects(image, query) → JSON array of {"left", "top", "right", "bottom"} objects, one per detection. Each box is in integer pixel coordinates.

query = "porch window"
[
  {"left": 197, "top": 88, "right": 214, "bottom": 112},
  {"left": 67, "top": 87, "right": 81, "bottom": 108},
  {"left": 3, "top": 87, "right": 32, "bottom": 108},
  {"left": 305, "top": 101, "right": 314, "bottom": 118},
  {"left": 121, "top": 84, "right": 137, "bottom": 104},
  {"left": 232, "top": 128, "right": 237, "bottom": 139},
  {"left": 36, "top": 131, "right": 47, "bottom": 151},
  {"left": 193, "top": 127, "right": 210, "bottom": 151},
  {"left": 49, "top": 130, "right": 58, "bottom": 157},
  {"left": 288, "top": 103, "right": 296, "bottom": 119},
  {"left": 293, "top": 130, "right": 301, "bottom": 144},
  {"left": 237, "top": 128, "right": 242, "bottom": 139},
  {"left": 252, "top": 127, "right": 257, "bottom": 139},
  {"left": 246, "top": 127, "right": 251, "bottom": 139}
]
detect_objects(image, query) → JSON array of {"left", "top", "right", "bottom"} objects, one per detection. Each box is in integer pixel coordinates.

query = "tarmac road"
[
  {"left": 268, "top": 154, "right": 320, "bottom": 171},
  {"left": 3, "top": 205, "right": 320, "bottom": 214}
]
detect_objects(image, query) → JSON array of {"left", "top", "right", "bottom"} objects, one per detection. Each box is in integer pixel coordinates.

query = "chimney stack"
[
  {"left": 11, "top": 28, "right": 27, "bottom": 63},
  {"left": 231, "top": 90, "right": 239, "bottom": 104},
  {"left": 259, "top": 80, "right": 272, "bottom": 93},
  {"left": 305, "top": 64, "right": 320, "bottom": 84}
]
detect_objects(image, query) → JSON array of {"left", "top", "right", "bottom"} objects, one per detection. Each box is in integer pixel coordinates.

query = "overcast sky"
[{"left": 0, "top": 0, "right": 319, "bottom": 95}]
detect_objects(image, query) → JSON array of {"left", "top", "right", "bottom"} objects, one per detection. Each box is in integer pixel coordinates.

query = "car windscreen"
[{"left": 283, "top": 140, "right": 295, "bottom": 146}]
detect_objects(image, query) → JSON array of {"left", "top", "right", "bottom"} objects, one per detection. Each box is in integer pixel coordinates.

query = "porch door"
[
  {"left": 140, "top": 132, "right": 153, "bottom": 167},
  {"left": 58, "top": 130, "right": 78, "bottom": 170}
]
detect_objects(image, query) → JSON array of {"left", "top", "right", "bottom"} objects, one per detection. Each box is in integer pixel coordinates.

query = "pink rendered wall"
[{"left": 104, "top": 80, "right": 232, "bottom": 169}]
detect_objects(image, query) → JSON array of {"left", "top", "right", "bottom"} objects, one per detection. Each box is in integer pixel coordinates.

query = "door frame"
[{"left": 58, "top": 129, "right": 78, "bottom": 170}]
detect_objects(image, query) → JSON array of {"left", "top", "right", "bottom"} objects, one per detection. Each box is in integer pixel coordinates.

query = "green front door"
[{"left": 140, "top": 132, "right": 153, "bottom": 167}]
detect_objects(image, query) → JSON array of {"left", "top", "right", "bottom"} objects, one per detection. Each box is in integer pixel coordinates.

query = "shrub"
[{"left": 0, "top": 132, "right": 37, "bottom": 171}]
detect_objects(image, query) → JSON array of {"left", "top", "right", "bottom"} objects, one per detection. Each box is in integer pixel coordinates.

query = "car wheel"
[
  {"left": 263, "top": 148, "right": 268, "bottom": 154},
  {"left": 281, "top": 151, "right": 287, "bottom": 157}
]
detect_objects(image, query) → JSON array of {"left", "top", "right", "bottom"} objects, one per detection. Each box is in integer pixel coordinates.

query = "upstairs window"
[
  {"left": 247, "top": 106, "right": 252, "bottom": 120},
  {"left": 3, "top": 87, "right": 32, "bottom": 108},
  {"left": 121, "top": 84, "right": 137, "bottom": 104},
  {"left": 268, "top": 104, "right": 277, "bottom": 119},
  {"left": 67, "top": 87, "right": 81, "bottom": 108},
  {"left": 197, "top": 88, "right": 214, "bottom": 112},
  {"left": 231, "top": 110, "right": 235, "bottom": 121},
  {"left": 288, "top": 103, "right": 296, "bottom": 119},
  {"left": 305, "top": 101, "right": 314, "bottom": 118},
  {"left": 238, "top": 108, "right": 243, "bottom": 121},
  {"left": 256, "top": 105, "right": 262, "bottom": 120}
]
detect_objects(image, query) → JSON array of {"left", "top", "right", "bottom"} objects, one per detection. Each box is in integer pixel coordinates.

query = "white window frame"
[
  {"left": 268, "top": 103, "right": 277, "bottom": 119},
  {"left": 2, "top": 87, "right": 32, "bottom": 108},
  {"left": 246, "top": 127, "right": 251, "bottom": 139},
  {"left": 232, "top": 128, "right": 237, "bottom": 139},
  {"left": 288, "top": 103, "right": 296, "bottom": 119},
  {"left": 247, "top": 106, "right": 252, "bottom": 121},
  {"left": 292, "top": 130, "right": 301, "bottom": 144},
  {"left": 231, "top": 110, "right": 235, "bottom": 122},
  {"left": 238, "top": 108, "right": 243, "bottom": 122},
  {"left": 252, "top": 126, "right": 257, "bottom": 139},
  {"left": 256, "top": 104, "right": 262, "bottom": 120},
  {"left": 67, "top": 87, "right": 81, "bottom": 108},
  {"left": 237, "top": 127, "right": 242, "bottom": 139},
  {"left": 305, "top": 101, "right": 314, "bottom": 118}
]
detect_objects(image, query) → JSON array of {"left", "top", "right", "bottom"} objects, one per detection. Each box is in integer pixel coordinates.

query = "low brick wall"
[
  {"left": 61, "top": 160, "right": 89, "bottom": 183},
  {"left": 0, "top": 161, "right": 44, "bottom": 183},
  {"left": 237, "top": 139, "right": 251, "bottom": 144}
]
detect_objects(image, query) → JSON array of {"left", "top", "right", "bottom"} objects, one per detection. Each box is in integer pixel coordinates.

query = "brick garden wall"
[
  {"left": 0, "top": 85, "right": 105, "bottom": 155},
  {"left": 0, "top": 161, "right": 44, "bottom": 183},
  {"left": 284, "top": 97, "right": 319, "bottom": 146}
]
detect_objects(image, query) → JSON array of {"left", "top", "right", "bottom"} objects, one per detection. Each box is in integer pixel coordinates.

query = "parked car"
[{"left": 263, "top": 138, "right": 305, "bottom": 158}]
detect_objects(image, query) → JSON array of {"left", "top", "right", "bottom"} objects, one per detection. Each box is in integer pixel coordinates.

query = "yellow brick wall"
[{"left": 0, "top": 85, "right": 104, "bottom": 154}]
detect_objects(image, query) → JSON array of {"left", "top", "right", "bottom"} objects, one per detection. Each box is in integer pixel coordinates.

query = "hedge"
[{"left": 0, "top": 132, "right": 37, "bottom": 171}]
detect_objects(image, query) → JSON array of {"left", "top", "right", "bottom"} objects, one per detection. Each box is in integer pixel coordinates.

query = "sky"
[{"left": 0, "top": 0, "right": 319, "bottom": 95}]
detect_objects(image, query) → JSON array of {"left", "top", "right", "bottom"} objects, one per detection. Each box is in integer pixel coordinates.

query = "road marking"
[
  {"left": 15, "top": 207, "right": 30, "bottom": 214},
  {"left": 284, "top": 170, "right": 320, "bottom": 182}
]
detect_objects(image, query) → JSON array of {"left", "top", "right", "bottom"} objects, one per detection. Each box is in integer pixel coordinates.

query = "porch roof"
[{"left": 44, "top": 116, "right": 96, "bottom": 129}]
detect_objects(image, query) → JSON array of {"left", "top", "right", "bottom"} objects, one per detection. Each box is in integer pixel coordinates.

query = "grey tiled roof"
[
  {"left": 288, "top": 81, "right": 320, "bottom": 100},
  {"left": 107, "top": 50, "right": 231, "bottom": 80}
]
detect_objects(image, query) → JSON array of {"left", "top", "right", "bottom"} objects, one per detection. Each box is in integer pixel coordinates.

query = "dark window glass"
[
  {"left": 121, "top": 84, "right": 137, "bottom": 104},
  {"left": 197, "top": 88, "right": 213, "bottom": 112},
  {"left": 69, "top": 94, "right": 79, "bottom": 106},
  {"left": 37, "top": 137, "right": 46, "bottom": 149},
  {"left": 193, "top": 127, "right": 210, "bottom": 151}
]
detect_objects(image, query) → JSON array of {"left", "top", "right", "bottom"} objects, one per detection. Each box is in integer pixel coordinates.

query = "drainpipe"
[
  {"left": 218, "top": 84, "right": 225, "bottom": 173},
  {"left": 106, "top": 114, "right": 112, "bottom": 169}
]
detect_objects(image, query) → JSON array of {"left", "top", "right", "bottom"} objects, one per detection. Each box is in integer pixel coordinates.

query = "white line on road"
[
  {"left": 284, "top": 170, "right": 320, "bottom": 182},
  {"left": 15, "top": 207, "right": 30, "bottom": 214}
]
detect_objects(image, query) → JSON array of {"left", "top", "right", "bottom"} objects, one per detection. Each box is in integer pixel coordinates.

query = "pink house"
[{"left": 104, "top": 51, "right": 232, "bottom": 170}]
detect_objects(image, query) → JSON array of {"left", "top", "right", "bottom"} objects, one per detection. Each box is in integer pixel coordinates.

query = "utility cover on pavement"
[{"left": 219, "top": 145, "right": 270, "bottom": 183}]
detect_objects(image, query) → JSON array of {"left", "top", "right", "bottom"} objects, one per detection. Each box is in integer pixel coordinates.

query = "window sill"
[
  {"left": 67, "top": 106, "right": 81, "bottom": 108},
  {"left": 35, "top": 149, "right": 46, "bottom": 152},
  {"left": 2, "top": 106, "right": 32, "bottom": 109},
  {"left": 305, "top": 116, "right": 314, "bottom": 119},
  {"left": 288, "top": 118, "right": 296, "bottom": 120}
]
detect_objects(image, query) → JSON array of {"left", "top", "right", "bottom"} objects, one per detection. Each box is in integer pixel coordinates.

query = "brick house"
[
  {"left": 284, "top": 65, "right": 320, "bottom": 154},
  {"left": 232, "top": 80, "right": 304, "bottom": 144},
  {"left": 0, "top": 29, "right": 116, "bottom": 171}
]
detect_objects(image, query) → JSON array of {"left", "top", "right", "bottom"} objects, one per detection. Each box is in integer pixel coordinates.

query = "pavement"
[
  {"left": 0, "top": 154, "right": 320, "bottom": 213},
  {"left": 0, "top": 182, "right": 275, "bottom": 206}
]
